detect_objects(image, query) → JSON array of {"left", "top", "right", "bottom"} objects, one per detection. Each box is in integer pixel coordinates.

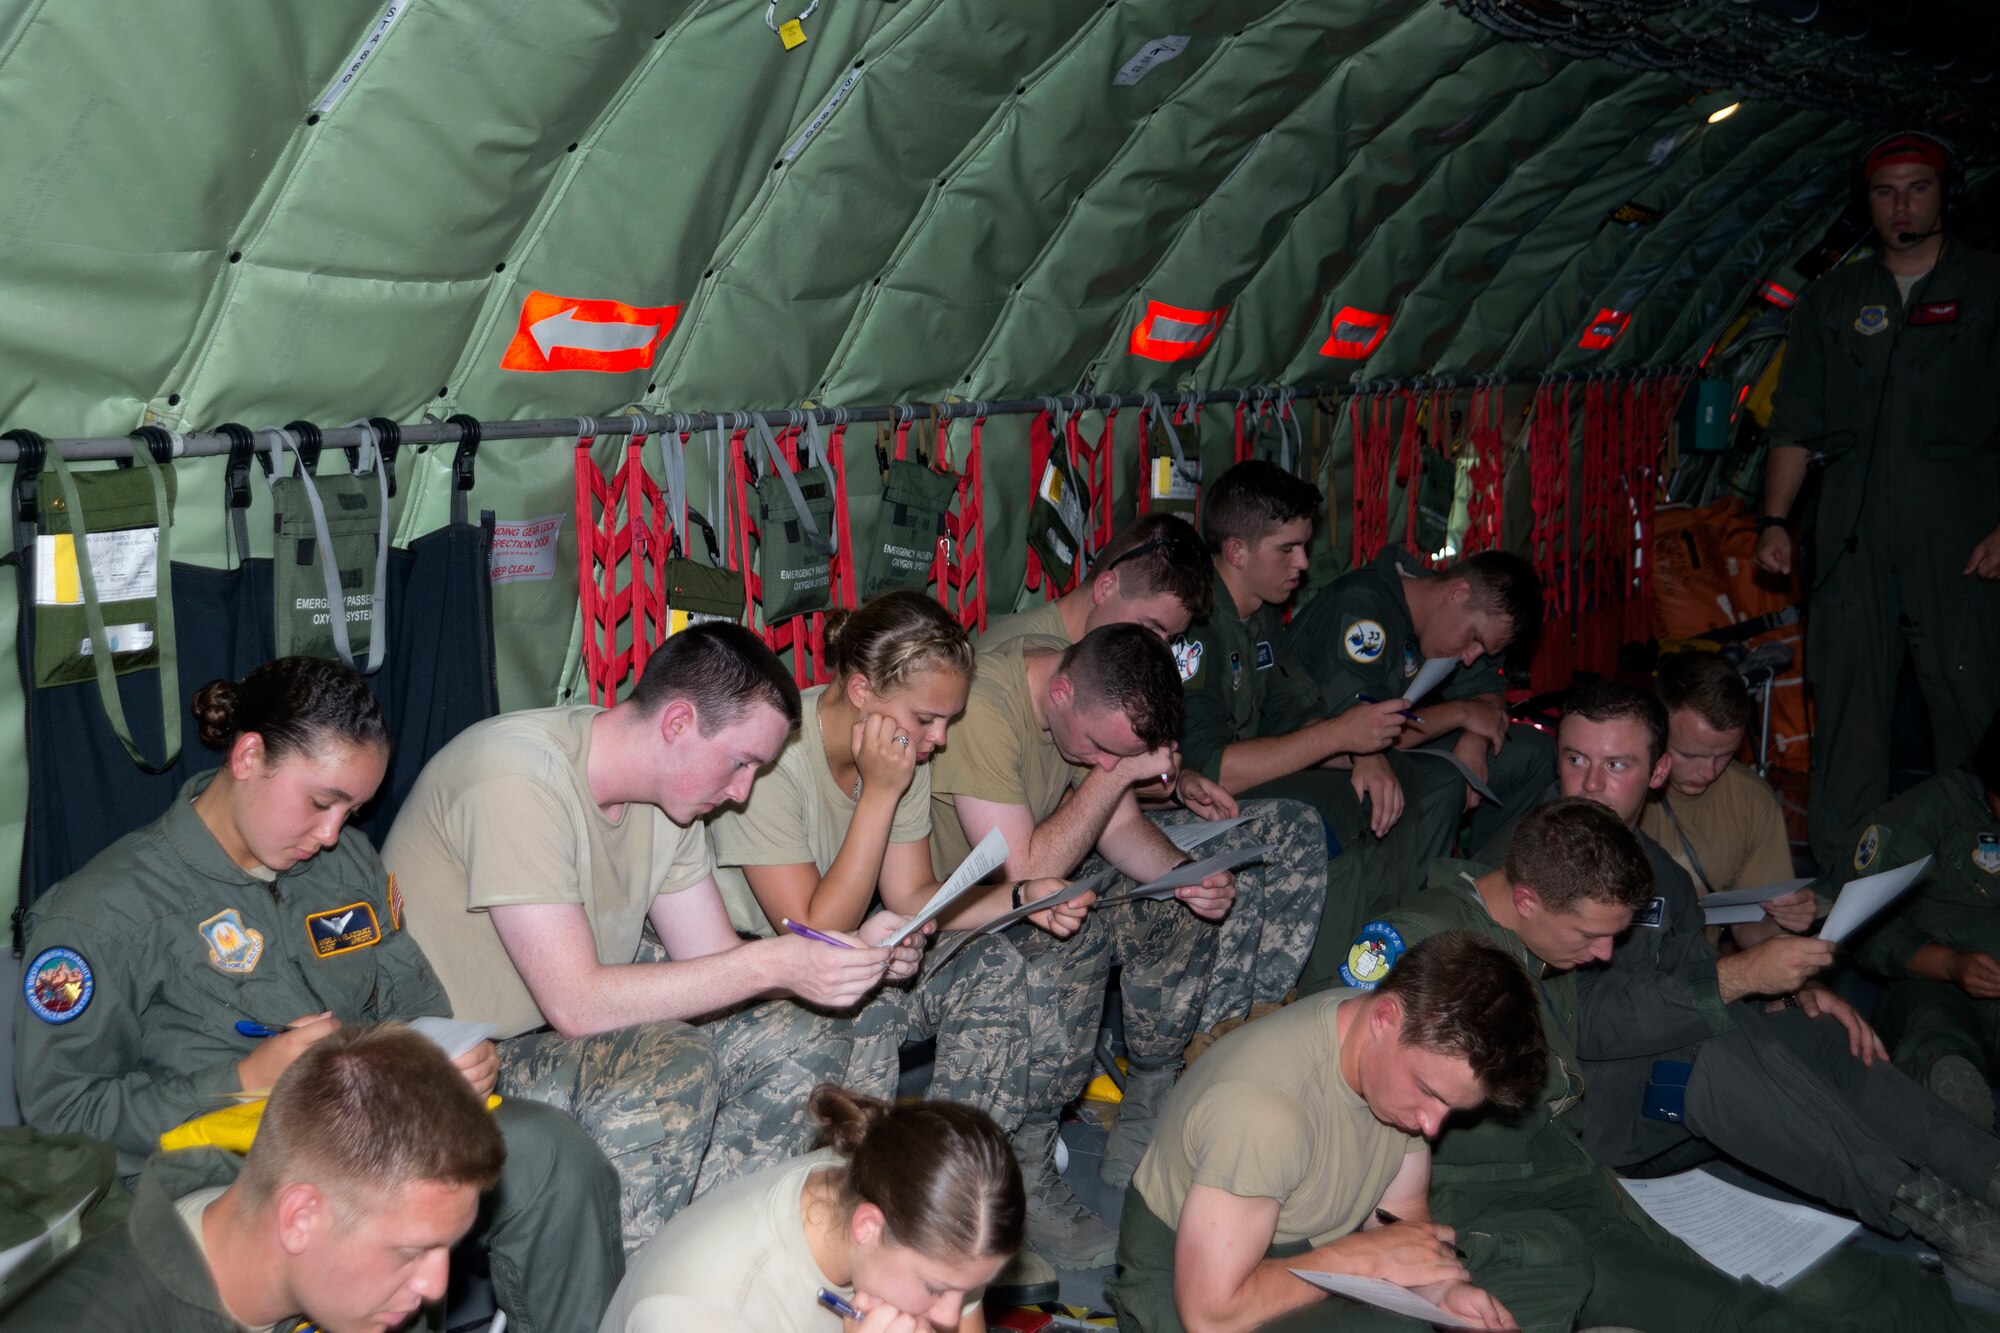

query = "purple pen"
[{"left": 783, "top": 918, "right": 856, "bottom": 950}]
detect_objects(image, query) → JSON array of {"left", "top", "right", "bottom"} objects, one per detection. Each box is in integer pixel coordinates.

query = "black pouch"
[
  {"left": 1413, "top": 443, "right": 1457, "bottom": 556},
  {"left": 656, "top": 428, "right": 746, "bottom": 632},
  {"left": 1027, "top": 411, "right": 1091, "bottom": 587}
]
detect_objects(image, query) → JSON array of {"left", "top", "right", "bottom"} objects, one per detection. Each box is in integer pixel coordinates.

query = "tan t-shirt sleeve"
[
  {"left": 929, "top": 697, "right": 1032, "bottom": 806},
  {"left": 655, "top": 816, "right": 716, "bottom": 895},
  {"left": 710, "top": 761, "right": 813, "bottom": 868},
  {"left": 451, "top": 776, "right": 587, "bottom": 910},
  {"left": 1736, "top": 778, "right": 1796, "bottom": 890},
  {"left": 1180, "top": 1081, "right": 1315, "bottom": 1202},
  {"left": 892, "top": 765, "right": 934, "bottom": 844}
]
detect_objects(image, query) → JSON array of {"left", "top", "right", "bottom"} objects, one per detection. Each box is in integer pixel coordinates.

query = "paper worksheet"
[
  {"left": 1700, "top": 877, "right": 1815, "bottom": 927},
  {"left": 932, "top": 869, "right": 1119, "bottom": 967},
  {"left": 1617, "top": 1170, "right": 1858, "bottom": 1286},
  {"left": 1818, "top": 855, "right": 1932, "bottom": 944},
  {"left": 1401, "top": 746, "right": 1502, "bottom": 806},
  {"left": 1164, "top": 815, "right": 1253, "bottom": 852},
  {"left": 1288, "top": 1270, "right": 1482, "bottom": 1328},
  {"left": 1403, "top": 656, "right": 1458, "bottom": 702},
  {"left": 1091, "top": 843, "right": 1276, "bottom": 908},
  {"left": 0, "top": 1193, "right": 91, "bottom": 1286},
  {"left": 407, "top": 1016, "right": 499, "bottom": 1060},
  {"left": 882, "top": 825, "right": 1010, "bottom": 945}
]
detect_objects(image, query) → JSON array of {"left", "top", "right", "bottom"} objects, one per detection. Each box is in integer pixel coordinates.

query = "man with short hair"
[
  {"left": 1644, "top": 650, "right": 1816, "bottom": 946},
  {"left": 388, "top": 624, "right": 924, "bottom": 1250},
  {"left": 1343, "top": 798, "right": 1997, "bottom": 1331},
  {"left": 929, "top": 624, "right": 1238, "bottom": 1271},
  {"left": 1174, "top": 461, "right": 1413, "bottom": 985},
  {"left": 1288, "top": 545, "right": 1551, "bottom": 870},
  {"left": 1846, "top": 710, "right": 2000, "bottom": 1130},
  {"left": 981, "top": 513, "right": 1213, "bottom": 648},
  {"left": 1758, "top": 130, "right": 2000, "bottom": 865},
  {"left": 1107, "top": 931, "right": 1544, "bottom": 1333},
  {"left": 1543, "top": 682, "right": 2000, "bottom": 1293},
  {"left": 9, "top": 1023, "right": 506, "bottom": 1332}
]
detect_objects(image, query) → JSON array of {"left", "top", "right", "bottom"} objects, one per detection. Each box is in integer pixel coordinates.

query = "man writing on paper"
[
  {"left": 927, "top": 624, "right": 1241, "bottom": 1271},
  {"left": 387, "top": 624, "right": 924, "bottom": 1251},
  {"left": 1845, "top": 710, "right": 2000, "bottom": 1130},
  {"left": 1490, "top": 683, "right": 2000, "bottom": 1294},
  {"left": 9, "top": 1023, "right": 503, "bottom": 1333},
  {"left": 1346, "top": 798, "right": 1998, "bottom": 1331},
  {"left": 1288, "top": 543, "right": 1549, "bottom": 877},
  {"left": 1107, "top": 931, "right": 1543, "bottom": 1333},
  {"left": 1642, "top": 650, "right": 1817, "bottom": 946}
]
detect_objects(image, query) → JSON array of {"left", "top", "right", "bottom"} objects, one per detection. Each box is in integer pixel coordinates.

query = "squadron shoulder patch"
[
  {"left": 1974, "top": 832, "right": 2000, "bottom": 876},
  {"left": 200, "top": 908, "right": 265, "bottom": 976},
  {"left": 24, "top": 947, "right": 92, "bottom": 1024},
  {"left": 1173, "top": 638, "right": 1204, "bottom": 685},
  {"left": 306, "top": 902, "right": 382, "bottom": 958},
  {"left": 1854, "top": 304, "right": 1890, "bottom": 336},
  {"left": 1341, "top": 920, "right": 1405, "bottom": 988},
  {"left": 1343, "top": 618, "right": 1386, "bottom": 664},
  {"left": 1854, "top": 824, "right": 1883, "bottom": 873}
]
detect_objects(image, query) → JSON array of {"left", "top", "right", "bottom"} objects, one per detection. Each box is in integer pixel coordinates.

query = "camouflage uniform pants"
[
  {"left": 1157, "top": 798, "right": 1327, "bottom": 1034},
  {"left": 843, "top": 931, "right": 1033, "bottom": 1133},
  {"left": 690, "top": 995, "right": 863, "bottom": 1198}
]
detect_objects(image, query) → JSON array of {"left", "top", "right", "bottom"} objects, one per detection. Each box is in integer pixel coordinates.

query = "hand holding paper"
[
  {"left": 881, "top": 826, "right": 1010, "bottom": 946},
  {"left": 1819, "top": 856, "right": 1931, "bottom": 944},
  {"left": 1092, "top": 844, "right": 1274, "bottom": 908},
  {"left": 1701, "top": 877, "right": 1815, "bottom": 927}
]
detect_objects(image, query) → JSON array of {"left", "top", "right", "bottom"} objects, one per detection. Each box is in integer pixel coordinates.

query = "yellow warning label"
[{"left": 778, "top": 19, "right": 806, "bottom": 49}]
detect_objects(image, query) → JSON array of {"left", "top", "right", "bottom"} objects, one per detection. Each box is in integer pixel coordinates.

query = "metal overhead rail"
[{"left": 0, "top": 365, "right": 1694, "bottom": 464}]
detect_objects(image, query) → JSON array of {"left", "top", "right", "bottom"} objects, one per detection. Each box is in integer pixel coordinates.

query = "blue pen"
[
  {"left": 235, "top": 1020, "right": 284, "bottom": 1039},
  {"left": 783, "top": 919, "right": 856, "bottom": 950},
  {"left": 1354, "top": 693, "right": 1421, "bottom": 723},
  {"left": 817, "top": 1288, "right": 862, "bottom": 1320}
]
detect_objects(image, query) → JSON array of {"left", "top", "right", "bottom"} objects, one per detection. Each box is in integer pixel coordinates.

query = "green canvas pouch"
[
  {"left": 1027, "top": 408, "right": 1091, "bottom": 587},
  {"left": 751, "top": 417, "right": 837, "bottom": 624},
  {"left": 863, "top": 455, "right": 957, "bottom": 599},
  {"left": 267, "top": 431, "right": 389, "bottom": 672},
  {"left": 1144, "top": 394, "right": 1202, "bottom": 516}
]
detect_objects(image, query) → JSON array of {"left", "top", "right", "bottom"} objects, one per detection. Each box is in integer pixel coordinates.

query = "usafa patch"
[
  {"left": 24, "top": 947, "right": 93, "bottom": 1024},
  {"left": 1341, "top": 920, "right": 1405, "bottom": 988},
  {"left": 306, "top": 901, "right": 382, "bottom": 958},
  {"left": 1854, "top": 824, "right": 1883, "bottom": 873},
  {"left": 1975, "top": 833, "right": 2000, "bottom": 876},
  {"left": 1173, "top": 638, "right": 1204, "bottom": 685},
  {"left": 1343, "top": 618, "right": 1386, "bottom": 663},
  {"left": 200, "top": 908, "right": 265, "bottom": 975},
  {"left": 1854, "top": 304, "right": 1890, "bottom": 336},
  {"left": 1254, "top": 640, "right": 1275, "bottom": 671},
  {"left": 1632, "top": 896, "right": 1665, "bottom": 928}
]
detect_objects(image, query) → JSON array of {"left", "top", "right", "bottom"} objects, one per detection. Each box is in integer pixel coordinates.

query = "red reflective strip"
[
  {"left": 1129, "top": 300, "right": 1226, "bottom": 362},
  {"left": 1757, "top": 281, "right": 1797, "bottom": 309},
  {"left": 1577, "top": 309, "right": 1631, "bottom": 351},
  {"left": 1318, "top": 306, "right": 1392, "bottom": 359}
]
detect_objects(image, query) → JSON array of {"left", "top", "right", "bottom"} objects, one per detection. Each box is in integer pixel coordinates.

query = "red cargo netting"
[
  {"left": 939, "top": 412, "right": 988, "bottom": 633},
  {"left": 1350, "top": 389, "right": 1397, "bottom": 566},
  {"left": 1465, "top": 383, "right": 1505, "bottom": 554},
  {"left": 1527, "top": 380, "right": 1574, "bottom": 691},
  {"left": 574, "top": 430, "right": 673, "bottom": 706},
  {"left": 728, "top": 419, "right": 856, "bottom": 687},
  {"left": 1023, "top": 403, "right": 1114, "bottom": 599}
]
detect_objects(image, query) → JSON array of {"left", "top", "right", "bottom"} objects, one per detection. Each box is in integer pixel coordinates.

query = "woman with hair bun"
[
  {"left": 602, "top": 1083, "right": 1024, "bottom": 1333},
  {"left": 14, "top": 656, "right": 624, "bottom": 1333}
]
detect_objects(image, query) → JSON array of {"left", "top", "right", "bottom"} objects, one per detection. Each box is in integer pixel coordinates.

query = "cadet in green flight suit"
[
  {"left": 1758, "top": 131, "right": 2000, "bottom": 865},
  {"left": 1175, "top": 462, "right": 1413, "bottom": 976},
  {"left": 1287, "top": 547, "right": 1552, "bottom": 868},
  {"left": 1848, "top": 711, "right": 2000, "bottom": 1130},
  {"left": 1348, "top": 798, "right": 2000, "bottom": 1333},
  {"left": 13, "top": 658, "right": 623, "bottom": 1333}
]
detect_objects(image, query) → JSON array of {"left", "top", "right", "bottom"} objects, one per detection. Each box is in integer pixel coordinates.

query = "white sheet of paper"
[
  {"left": 1288, "top": 1270, "right": 1482, "bottom": 1328},
  {"left": 1819, "top": 856, "right": 1932, "bottom": 944},
  {"left": 1617, "top": 1170, "right": 1859, "bottom": 1286},
  {"left": 1093, "top": 843, "right": 1276, "bottom": 908},
  {"left": 1701, "top": 877, "right": 1815, "bottom": 926},
  {"left": 1401, "top": 746, "right": 1502, "bottom": 805},
  {"left": 882, "top": 825, "right": 1010, "bottom": 945},
  {"left": 407, "top": 1016, "right": 499, "bottom": 1060},
  {"left": 0, "top": 1193, "right": 90, "bottom": 1284},
  {"left": 1403, "top": 656, "right": 1457, "bottom": 702},
  {"left": 1164, "top": 815, "right": 1253, "bottom": 852},
  {"left": 933, "top": 869, "right": 1120, "bottom": 967}
]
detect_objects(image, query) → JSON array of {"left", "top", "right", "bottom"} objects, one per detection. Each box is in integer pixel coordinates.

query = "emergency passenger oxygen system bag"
[
  {"left": 266, "top": 432, "right": 389, "bottom": 673},
  {"left": 656, "top": 428, "right": 746, "bottom": 634},
  {"left": 862, "top": 420, "right": 957, "bottom": 599},
  {"left": 750, "top": 417, "right": 837, "bottom": 624},
  {"left": 1144, "top": 396, "right": 1201, "bottom": 517},
  {"left": 1027, "top": 425, "right": 1090, "bottom": 588}
]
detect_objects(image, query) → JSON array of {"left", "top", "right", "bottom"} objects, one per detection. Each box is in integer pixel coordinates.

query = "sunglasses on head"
[{"left": 1105, "top": 529, "right": 1206, "bottom": 573}]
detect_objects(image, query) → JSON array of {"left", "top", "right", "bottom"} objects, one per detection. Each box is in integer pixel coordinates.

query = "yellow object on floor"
[{"left": 1082, "top": 1057, "right": 1127, "bottom": 1106}]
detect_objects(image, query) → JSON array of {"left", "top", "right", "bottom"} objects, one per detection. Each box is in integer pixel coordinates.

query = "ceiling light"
[{"left": 1707, "top": 101, "right": 1741, "bottom": 123}]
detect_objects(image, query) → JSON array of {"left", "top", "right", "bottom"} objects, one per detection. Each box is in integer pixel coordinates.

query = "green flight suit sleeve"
[
  {"left": 1764, "top": 287, "right": 1830, "bottom": 453},
  {"left": 334, "top": 839, "right": 453, "bottom": 1022},
  {"left": 1177, "top": 617, "right": 1237, "bottom": 782},
  {"left": 1286, "top": 582, "right": 1402, "bottom": 713},
  {"left": 1257, "top": 620, "right": 1326, "bottom": 737},
  {"left": 1574, "top": 847, "right": 1733, "bottom": 1058},
  {"left": 1847, "top": 816, "right": 1939, "bottom": 979},
  {"left": 13, "top": 910, "right": 242, "bottom": 1163}
]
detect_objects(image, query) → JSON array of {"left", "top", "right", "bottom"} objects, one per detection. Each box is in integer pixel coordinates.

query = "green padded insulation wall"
[{"left": 0, "top": 0, "right": 1947, "bottom": 911}]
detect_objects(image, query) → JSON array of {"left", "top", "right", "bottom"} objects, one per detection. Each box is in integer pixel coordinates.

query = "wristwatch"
[
  {"left": 1010, "top": 881, "right": 1027, "bottom": 910},
  {"left": 1755, "top": 515, "right": 1788, "bottom": 532}
]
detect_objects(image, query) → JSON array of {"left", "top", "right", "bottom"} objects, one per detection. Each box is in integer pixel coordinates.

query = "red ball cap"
[{"left": 1865, "top": 133, "right": 1948, "bottom": 182}]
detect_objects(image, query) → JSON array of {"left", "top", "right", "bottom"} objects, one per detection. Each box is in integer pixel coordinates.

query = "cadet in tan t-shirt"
[
  {"left": 709, "top": 594, "right": 1040, "bottom": 1164},
  {"left": 1108, "top": 932, "right": 1547, "bottom": 1333},
  {"left": 1649, "top": 652, "right": 1818, "bottom": 946},
  {"left": 386, "top": 624, "right": 925, "bottom": 1251}
]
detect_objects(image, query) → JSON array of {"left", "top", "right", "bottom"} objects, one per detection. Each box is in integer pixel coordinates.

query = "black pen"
[{"left": 1374, "top": 1207, "right": 1468, "bottom": 1260}]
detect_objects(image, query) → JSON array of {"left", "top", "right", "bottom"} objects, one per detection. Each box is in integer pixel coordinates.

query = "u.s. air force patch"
[
  {"left": 1343, "top": 618, "right": 1386, "bottom": 664},
  {"left": 1975, "top": 832, "right": 2000, "bottom": 876},
  {"left": 1341, "top": 920, "right": 1405, "bottom": 988},
  {"left": 306, "top": 902, "right": 382, "bottom": 958},
  {"left": 1854, "top": 824, "right": 1883, "bottom": 873},
  {"left": 1854, "top": 304, "right": 1889, "bottom": 336},
  {"left": 1173, "top": 638, "right": 1204, "bottom": 684}
]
